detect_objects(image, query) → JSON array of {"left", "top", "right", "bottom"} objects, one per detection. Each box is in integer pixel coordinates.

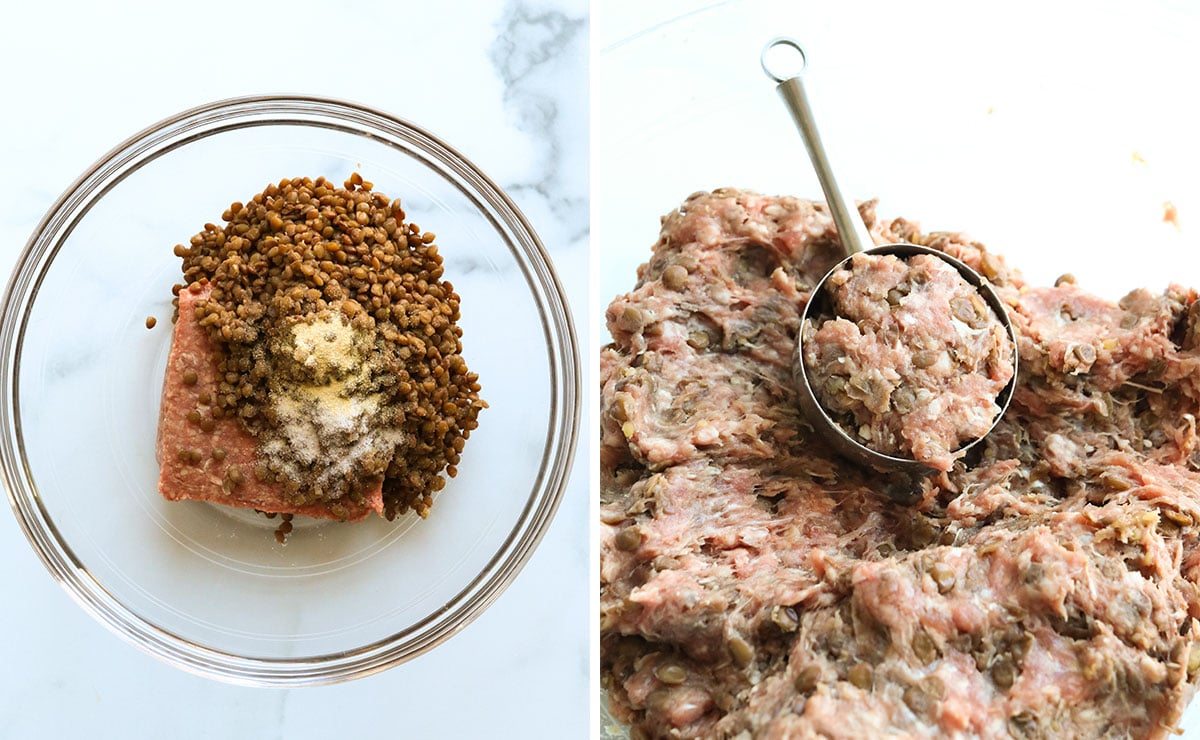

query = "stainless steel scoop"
[{"left": 761, "top": 37, "right": 1018, "bottom": 500}]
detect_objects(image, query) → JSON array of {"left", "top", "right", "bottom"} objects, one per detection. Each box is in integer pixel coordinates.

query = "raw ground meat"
[
  {"left": 802, "top": 251, "right": 1015, "bottom": 471},
  {"left": 157, "top": 286, "right": 384, "bottom": 521},
  {"left": 600, "top": 189, "right": 1200, "bottom": 739}
]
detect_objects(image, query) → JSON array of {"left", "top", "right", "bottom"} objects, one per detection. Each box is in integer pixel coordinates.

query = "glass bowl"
[{"left": 0, "top": 95, "right": 579, "bottom": 686}]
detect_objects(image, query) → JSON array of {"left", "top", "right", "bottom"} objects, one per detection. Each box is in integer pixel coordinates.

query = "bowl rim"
[{"left": 0, "top": 94, "right": 581, "bottom": 686}]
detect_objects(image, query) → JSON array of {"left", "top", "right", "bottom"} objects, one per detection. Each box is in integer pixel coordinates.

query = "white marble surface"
[{"left": 0, "top": 1, "right": 588, "bottom": 738}]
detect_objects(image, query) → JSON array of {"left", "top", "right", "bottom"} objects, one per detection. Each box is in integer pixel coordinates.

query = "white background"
[
  {"left": 595, "top": 0, "right": 1200, "bottom": 315},
  {"left": 0, "top": 1, "right": 589, "bottom": 738}
]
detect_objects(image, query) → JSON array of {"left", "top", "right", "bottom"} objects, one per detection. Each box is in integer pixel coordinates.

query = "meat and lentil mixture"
[
  {"left": 157, "top": 175, "right": 485, "bottom": 522},
  {"left": 802, "top": 251, "right": 1015, "bottom": 471},
  {"left": 600, "top": 189, "right": 1200, "bottom": 738}
]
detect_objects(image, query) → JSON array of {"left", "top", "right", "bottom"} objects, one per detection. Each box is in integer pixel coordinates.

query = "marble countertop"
[{"left": 0, "top": 1, "right": 588, "bottom": 738}]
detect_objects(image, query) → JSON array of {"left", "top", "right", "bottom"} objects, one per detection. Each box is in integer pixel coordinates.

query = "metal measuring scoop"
[{"left": 761, "top": 37, "right": 1018, "bottom": 501}]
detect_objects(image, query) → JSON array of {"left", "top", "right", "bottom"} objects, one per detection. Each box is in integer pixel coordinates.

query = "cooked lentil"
[
  {"left": 273, "top": 512, "right": 294, "bottom": 544},
  {"left": 171, "top": 175, "right": 485, "bottom": 519}
]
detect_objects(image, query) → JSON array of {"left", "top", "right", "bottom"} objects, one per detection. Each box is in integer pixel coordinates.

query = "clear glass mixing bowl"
[{"left": 1, "top": 95, "right": 579, "bottom": 686}]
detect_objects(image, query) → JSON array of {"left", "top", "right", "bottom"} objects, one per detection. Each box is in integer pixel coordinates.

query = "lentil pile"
[{"left": 171, "top": 174, "right": 484, "bottom": 519}]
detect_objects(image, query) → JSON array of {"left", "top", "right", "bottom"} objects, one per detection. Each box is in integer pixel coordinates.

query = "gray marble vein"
[{"left": 490, "top": 1, "right": 589, "bottom": 247}]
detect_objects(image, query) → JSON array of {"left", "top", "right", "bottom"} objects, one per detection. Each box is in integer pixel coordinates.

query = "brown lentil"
[
  {"left": 654, "top": 663, "right": 687, "bottom": 685},
  {"left": 273, "top": 512, "right": 295, "bottom": 544},
  {"left": 929, "top": 562, "right": 957, "bottom": 594},
  {"left": 847, "top": 662, "right": 874, "bottom": 690},
  {"left": 614, "top": 526, "right": 643, "bottom": 551},
  {"left": 794, "top": 665, "right": 821, "bottom": 694},
  {"left": 991, "top": 657, "right": 1017, "bottom": 690},
  {"left": 176, "top": 448, "right": 202, "bottom": 465},
  {"left": 902, "top": 677, "right": 945, "bottom": 716},
  {"left": 911, "top": 629, "right": 938, "bottom": 665},
  {"left": 145, "top": 316, "right": 157, "bottom": 329},
  {"left": 661, "top": 264, "right": 689, "bottom": 291},
  {"left": 728, "top": 635, "right": 754, "bottom": 668},
  {"left": 173, "top": 176, "right": 485, "bottom": 518}
]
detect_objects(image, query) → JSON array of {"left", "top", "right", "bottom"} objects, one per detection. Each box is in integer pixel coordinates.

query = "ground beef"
[
  {"left": 600, "top": 189, "right": 1200, "bottom": 739},
  {"left": 157, "top": 286, "right": 383, "bottom": 521},
  {"left": 802, "top": 252, "right": 1015, "bottom": 471}
]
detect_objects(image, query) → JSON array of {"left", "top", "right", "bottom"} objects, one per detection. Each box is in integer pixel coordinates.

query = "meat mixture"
[
  {"left": 157, "top": 175, "right": 485, "bottom": 523},
  {"left": 600, "top": 189, "right": 1200, "bottom": 739},
  {"left": 802, "top": 252, "right": 1015, "bottom": 471}
]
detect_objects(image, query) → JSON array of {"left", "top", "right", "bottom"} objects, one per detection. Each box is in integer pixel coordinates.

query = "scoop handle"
[{"left": 763, "top": 38, "right": 875, "bottom": 256}]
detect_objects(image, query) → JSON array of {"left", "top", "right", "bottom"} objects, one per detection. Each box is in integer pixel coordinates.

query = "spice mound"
[
  {"left": 601, "top": 189, "right": 1200, "bottom": 738},
  {"left": 156, "top": 175, "right": 485, "bottom": 522},
  {"left": 802, "top": 251, "right": 1015, "bottom": 471}
]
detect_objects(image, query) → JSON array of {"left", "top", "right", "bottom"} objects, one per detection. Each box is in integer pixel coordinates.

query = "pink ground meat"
[{"left": 601, "top": 189, "right": 1200, "bottom": 739}]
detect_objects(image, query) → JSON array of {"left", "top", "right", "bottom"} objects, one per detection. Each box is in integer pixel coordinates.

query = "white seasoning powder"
[
  {"left": 262, "top": 313, "right": 403, "bottom": 490},
  {"left": 290, "top": 317, "right": 360, "bottom": 377}
]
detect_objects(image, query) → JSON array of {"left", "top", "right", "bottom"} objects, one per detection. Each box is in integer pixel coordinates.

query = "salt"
[{"left": 259, "top": 312, "right": 403, "bottom": 492}]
